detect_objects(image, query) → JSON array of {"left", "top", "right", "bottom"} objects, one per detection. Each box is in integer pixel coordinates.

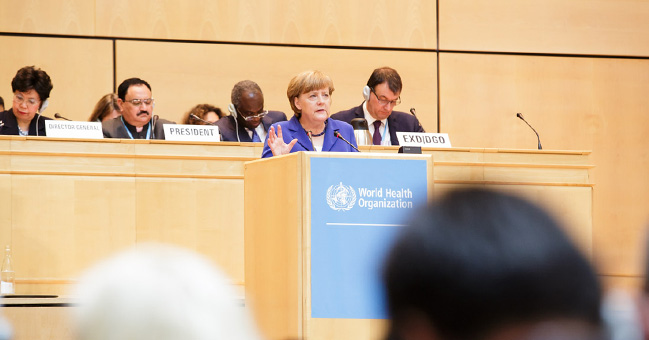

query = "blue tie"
[{"left": 252, "top": 129, "right": 261, "bottom": 142}]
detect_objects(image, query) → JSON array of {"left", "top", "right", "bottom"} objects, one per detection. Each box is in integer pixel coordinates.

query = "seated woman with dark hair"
[
  {"left": 181, "top": 104, "right": 223, "bottom": 125},
  {"left": 262, "top": 70, "right": 358, "bottom": 158},
  {"left": 0, "top": 66, "right": 53, "bottom": 136}
]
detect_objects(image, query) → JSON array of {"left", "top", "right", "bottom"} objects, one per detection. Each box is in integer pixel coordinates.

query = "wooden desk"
[
  {"left": 0, "top": 136, "right": 593, "bottom": 296},
  {"left": 1, "top": 297, "right": 76, "bottom": 340}
]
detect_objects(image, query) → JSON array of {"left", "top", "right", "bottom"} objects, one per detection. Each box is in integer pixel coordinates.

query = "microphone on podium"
[
  {"left": 516, "top": 113, "right": 542, "bottom": 150},
  {"left": 334, "top": 130, "right": 360, "bottom": 152}
]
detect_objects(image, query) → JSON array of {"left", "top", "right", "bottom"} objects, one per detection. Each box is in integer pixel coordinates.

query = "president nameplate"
[{"left": 164, "top": 124, "right": 220, "bottom": 142}]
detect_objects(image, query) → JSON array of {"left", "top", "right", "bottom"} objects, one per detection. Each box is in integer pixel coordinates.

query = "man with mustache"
[{"left": 102, "top": 78, "right": 174, "bottom": 139}]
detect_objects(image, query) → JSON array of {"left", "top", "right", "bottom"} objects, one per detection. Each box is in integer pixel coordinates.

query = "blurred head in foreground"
[
  {"left": 383, "top": 188, "right": 605, "bottom": 340},
  {"left": 72, "top": 243, "right": 261, "bottom": 340}
]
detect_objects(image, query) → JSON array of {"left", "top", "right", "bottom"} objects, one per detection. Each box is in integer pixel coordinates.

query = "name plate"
[
  {"left": 163, "top": 124, "right": 220, "bottom": 142},
  {"left": 45, "top": 121, "right": 103, "bottom": 139},
  {"left": 397, "top": 132, "right": 452, "bottom": 148}
]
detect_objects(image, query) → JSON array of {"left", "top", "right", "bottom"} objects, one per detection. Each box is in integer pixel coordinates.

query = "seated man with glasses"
[
  {"left": 102, "top": 78, "right": 174, "bottom": 140},
  {"left": 331, "top": 67, "right": 424, "bottom": 146},
  {"left": 216, "top": 80, "right": 287, "bottom": 142}
]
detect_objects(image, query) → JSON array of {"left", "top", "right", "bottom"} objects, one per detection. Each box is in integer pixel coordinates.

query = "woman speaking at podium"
[{"left": 262, "top": 70, "right": 358, "bottom": 158}]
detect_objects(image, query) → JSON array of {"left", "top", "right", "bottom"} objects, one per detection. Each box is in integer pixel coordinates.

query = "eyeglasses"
[
  {"left": 239, "top": 110, "right": 268, "bottom": 121},
  {"left": 13, "top": 94, "right": 40, "bottom": 107},
  {"left": 371, "top": 88, "right": 401, "bottom": 107},
  {"left": 124, "top": 98, "right": 154, "bottom": 106}
]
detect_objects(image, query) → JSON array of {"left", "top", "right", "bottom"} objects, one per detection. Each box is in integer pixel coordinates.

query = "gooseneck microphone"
[
  {"left": 151, "top": 115, "right": 159, "bottom": 139},
  {"left": 516, "top": 113, "right": 542, "bottom": 150},
  {"left": 334, "top": 130, "right": 360, "bottom": 152},
  {"left": 306, "top": 130, "right": 314, "bottom": 150},
  {"left": 410, "top": 108, "right": 424, "bottom": 131},
  {"left": 189, "top": 114, "right": 217, "bottom": 126},
  {"left": 54, "top": 113, "right": 71, "bottom": 121}
]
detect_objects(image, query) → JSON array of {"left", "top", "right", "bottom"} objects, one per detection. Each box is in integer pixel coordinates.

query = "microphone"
[
  {"left": 516, "top": 113, "right": 542, "bottom": 150},
  {"left": 410, "top": 107, "right": 424, "bottom": 132},
  {"left": 306, "top": 130, "right": 314, "bottom": 150},
  {"left": 334, "top": 130, "right": 359, "bottom": 152},
  {"left": 189, "top": 114, "right": 217, "bottom": 126},
  {"left": 151, "top": 114, "right": 159, "bottom": 139},
  {"left": 54, "top": 113, "right": 71, "bottom": 121}
]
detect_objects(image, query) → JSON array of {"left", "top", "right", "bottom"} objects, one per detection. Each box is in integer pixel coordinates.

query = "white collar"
[{"left": 363, "top": 101, "right": 386, "bottom": 127}]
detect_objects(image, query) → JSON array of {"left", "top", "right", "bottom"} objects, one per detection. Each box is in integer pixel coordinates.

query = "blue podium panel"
[{"left": 310, "top": 157, "right": 428, "bottom": 319}]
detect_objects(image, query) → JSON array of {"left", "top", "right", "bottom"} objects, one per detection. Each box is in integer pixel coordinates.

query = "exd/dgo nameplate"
[
  {"left": 397, "top": 132, "right": 451, "bottom": 148},
  {"left": 163, "top": 124, "right": 220, "bottom": 142}
]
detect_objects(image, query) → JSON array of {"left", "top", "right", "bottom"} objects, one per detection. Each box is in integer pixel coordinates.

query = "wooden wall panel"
[
  {"left": 115, "top": 41, "right": 438, "bottom": 132},
  {"left": 96, "top": 0, "right": 436, "bottom": 48},
  {"left": 439, "top": 53, "right": 649, "bottom": 280},
  {"left": 439, "top": 0, "right": 649, "bottom": 56},
  {"left": 0, "top": 0, "right": 95, "bottom": 35},
  {"left": 0, "top": 36, "right": 113, "bottom": 122}
]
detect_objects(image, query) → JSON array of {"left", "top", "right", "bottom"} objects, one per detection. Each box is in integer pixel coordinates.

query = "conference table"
[{"left": 0, "top": 136, "right": 593, "bottom": 340}]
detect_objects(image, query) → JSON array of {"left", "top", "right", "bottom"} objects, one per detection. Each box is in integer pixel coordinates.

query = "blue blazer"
[{"left": 261, "top": 116, "right": 358, "bottom": 158}]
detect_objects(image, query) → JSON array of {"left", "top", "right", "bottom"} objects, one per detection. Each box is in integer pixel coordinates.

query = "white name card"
[
  {"left": 163, "top": 124, "right": 220, "bottom": 142},
  {"left": 397, "top": 132, "right": 452, "bottom": 148},
  {"left": 45, "top": 121, "right": 103, "bottom": 139}
]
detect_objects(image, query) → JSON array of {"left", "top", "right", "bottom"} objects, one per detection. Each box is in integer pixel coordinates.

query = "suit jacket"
[
  {"left": 330, "top": 103, "right": 424, "bottom": 145},
  {"left": 215, "top": 110, "right": 287, "bottom": 142},
  {"left": 102, "top": 116, "right": 175, "bottom": 139},
  {"left": 261, "top": 116, "right": 358, "bottom": 158},
  {"left": 0, "top": 109, "right": 51, "bottom": 136}
]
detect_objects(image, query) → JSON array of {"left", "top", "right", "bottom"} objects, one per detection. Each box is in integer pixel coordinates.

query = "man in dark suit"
[
  {"left": 102, "top": 78, "right": 174, "bottom": 139},
  {"left": 331, "top": 67, "right": 424, "bottom": 146},
  {"left": 216, "top": 80, "right": 287, "bottom": 142}
]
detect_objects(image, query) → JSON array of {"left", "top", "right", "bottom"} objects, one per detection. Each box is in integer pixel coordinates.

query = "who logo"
[{"left": 326, "top": 182, "right": 357, "bottom": 211}]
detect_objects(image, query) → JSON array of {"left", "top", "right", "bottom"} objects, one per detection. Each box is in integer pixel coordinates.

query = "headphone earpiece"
[
  {"left": 228, "top": 103, "right": 237, "bottom": 119},
  {"left": 40, "top": 99, "right": 49, "bottom": 112},
  {"left": 362, "top": 86, "right": 371, "bottom": 101}
]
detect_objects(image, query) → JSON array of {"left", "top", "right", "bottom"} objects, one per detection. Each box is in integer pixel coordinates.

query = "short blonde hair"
[{"left": 286, "top": 70, "right": 335, "bottom": 117}]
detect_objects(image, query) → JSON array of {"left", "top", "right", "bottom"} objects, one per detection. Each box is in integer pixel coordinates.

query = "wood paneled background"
[{"left": 1, "top": 0, "right": 649, "bottom": 290}]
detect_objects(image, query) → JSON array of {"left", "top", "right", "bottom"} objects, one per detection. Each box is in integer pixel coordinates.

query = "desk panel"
[{"left": 0, "top": 137, "right": 593, "bottom": 297}]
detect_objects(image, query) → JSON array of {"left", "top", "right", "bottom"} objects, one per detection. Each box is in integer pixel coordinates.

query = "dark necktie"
[
  {"left": 372, "top": 120, "right": 382, "bottom": 145},
  {"left": 252, "top": 129, "right": 261, "bottom": 142}
]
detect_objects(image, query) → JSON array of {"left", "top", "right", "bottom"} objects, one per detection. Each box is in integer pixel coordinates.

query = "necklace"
[
  {"left": 311, "top": 129, "right": 326, "bottom": 137},
  {"left": 306, "top": 120, "right": 327, "bottom": 137}
]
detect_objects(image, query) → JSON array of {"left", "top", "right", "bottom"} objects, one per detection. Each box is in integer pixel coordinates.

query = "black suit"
[
  {"left": 330, "top": 104, "right": 424, "bottom": 146},
  {"left": 0, "top": 109, "right": 51, "bottom": 136},
  {"left": 102, "top": 116, "right": 175, "bottom": 139},
  {"left": 215, "top": 110, "right": 287, "bottom": 142}
]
